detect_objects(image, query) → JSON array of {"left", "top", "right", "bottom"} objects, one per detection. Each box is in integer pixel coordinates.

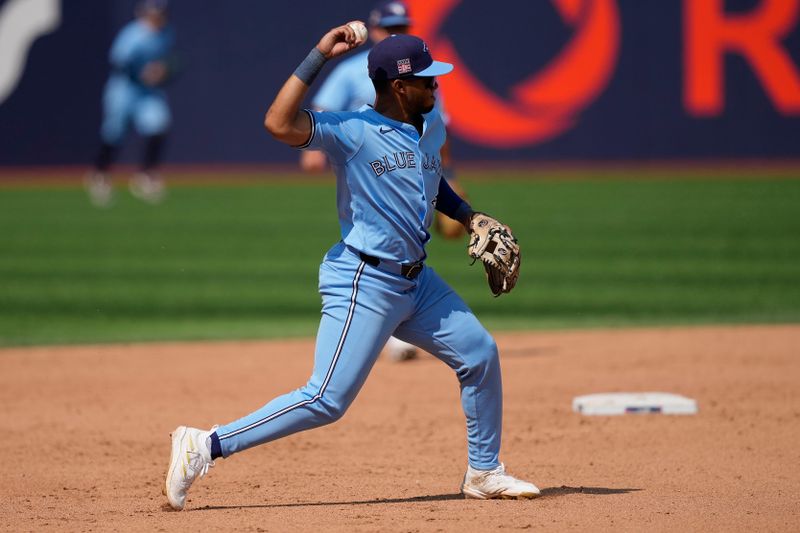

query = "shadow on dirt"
[
  {"left": 539, "top": 486, "right": 643, "bottom": 498},
  {"left": 191, "top": 493, "right": 463, "bottom": 511},
  {"left": 187, "top": 486, "right": 640, "bottom": 511}
]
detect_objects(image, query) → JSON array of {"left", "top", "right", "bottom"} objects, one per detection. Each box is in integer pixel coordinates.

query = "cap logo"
[
  {"left": 423, "top": 42, "right": 428, "bottom": 53},
  {"left": 397, "top": 58, "right": 412, "bottom": 75}
]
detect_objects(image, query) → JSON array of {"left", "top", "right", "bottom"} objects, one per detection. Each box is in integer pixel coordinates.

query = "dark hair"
[
  {"left": 382, "top": 25, "right": 409, "bottom": 34},
  {"left": 372, "top": 78, "right": 392, "bottom": 94}
]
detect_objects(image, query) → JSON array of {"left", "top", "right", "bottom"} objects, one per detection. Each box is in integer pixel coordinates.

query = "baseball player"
[
  {"left": 85, "top": 0, "right": 175, "bottom": 207},
  {"left": 303, "top": 0, "right": 469, "bottom": 362},
  {"left": 165, "top": 23, "right": 538, "bottom": 511}
]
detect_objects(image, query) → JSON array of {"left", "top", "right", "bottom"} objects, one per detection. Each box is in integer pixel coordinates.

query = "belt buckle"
[{"left": 403, "top": 262, "right": 423, "bottom": 279}]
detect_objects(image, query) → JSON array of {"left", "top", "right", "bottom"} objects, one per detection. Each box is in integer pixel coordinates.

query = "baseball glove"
[{"left": 467, "top": 212, "right": 521, "bottom": 297}]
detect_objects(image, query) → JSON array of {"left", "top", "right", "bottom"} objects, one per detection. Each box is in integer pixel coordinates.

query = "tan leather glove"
[{"left": 467, "top": 212, "right": 521, "bottom": 297}]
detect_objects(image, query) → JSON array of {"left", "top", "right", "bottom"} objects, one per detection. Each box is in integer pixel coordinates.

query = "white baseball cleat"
[
  {"left": 384, "top": 336, "right": 418, "bottom": 362},
  {"left": 85, "top": 171, "right": 113, "bottom": 208},
  {"left": 129, "top": 172, "right": 166, "bottom": 204},
  {"left": 461, "top": 463, "right": 541, "bottom": 500},
  {"left": 165, "top": 425, "right": 215, "bottom": 510}
]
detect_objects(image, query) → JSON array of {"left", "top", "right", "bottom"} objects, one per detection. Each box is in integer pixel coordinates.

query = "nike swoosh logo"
[{"left": 379, "top": 127, "right": 394, "bottom": 134}]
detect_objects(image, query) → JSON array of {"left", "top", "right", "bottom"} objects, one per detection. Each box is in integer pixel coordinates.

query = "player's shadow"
[
  {"left": 539, "top": 485, "right": 642, "bottom": 498},
  {"left": 184, "top": 486, "right": 640, "bottom": 512},
  {"left": 188, "top": 493, "right": 464, "bottom": 511}
]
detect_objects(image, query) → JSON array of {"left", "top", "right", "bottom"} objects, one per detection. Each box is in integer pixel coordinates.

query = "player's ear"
[{"left": 391, "top": 79, "right": 407, "bottom": 95}]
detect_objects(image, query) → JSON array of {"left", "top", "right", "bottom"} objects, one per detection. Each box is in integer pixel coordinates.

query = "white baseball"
[{"left": 348, "top": 22, "right": 368, "bottom": 44}]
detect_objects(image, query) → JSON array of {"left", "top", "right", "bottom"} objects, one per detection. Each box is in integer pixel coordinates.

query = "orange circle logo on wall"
[{"left": 407, "top": 0, "right": 620, "bottom": 148}]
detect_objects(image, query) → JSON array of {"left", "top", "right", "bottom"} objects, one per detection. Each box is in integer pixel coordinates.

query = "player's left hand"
[
  {"left": 141, "top": 61, "right": 168, "bottom": 86},
  {"left": 467, "top": 212, "right": 521, "bottom": 297},
  {"left": 316, "top": 21, "right": 366, "bottom": 60}
]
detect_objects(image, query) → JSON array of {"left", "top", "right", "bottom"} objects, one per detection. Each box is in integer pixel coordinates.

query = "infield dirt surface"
[{"left": 2, "top": 325, "right": 799, "bottom": 532}]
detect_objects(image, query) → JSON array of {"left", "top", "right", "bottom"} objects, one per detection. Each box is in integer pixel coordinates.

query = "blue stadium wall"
[{"left": 0, "top": 0, "right": 798, "bottom": 166}]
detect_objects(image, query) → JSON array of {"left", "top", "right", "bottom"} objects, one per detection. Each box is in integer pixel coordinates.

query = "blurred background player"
[
  {"left": 302, "top": 0, "right": 469, "bottom": 362},
  {"left": 85, "top": 0, "right": 176, "bottom": 207}
]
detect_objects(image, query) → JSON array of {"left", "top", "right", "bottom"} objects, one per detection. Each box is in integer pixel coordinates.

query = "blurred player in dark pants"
[
  {"left": 86, "top": 0, "right": 175, "bottom": 207},
  {"left": 302, "top": 0, "right": 469, "bottom": 361}
]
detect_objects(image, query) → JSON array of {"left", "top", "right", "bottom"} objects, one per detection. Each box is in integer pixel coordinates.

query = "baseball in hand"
[{"left": 348, "top": 22, "right": 368, "bottom": 44}]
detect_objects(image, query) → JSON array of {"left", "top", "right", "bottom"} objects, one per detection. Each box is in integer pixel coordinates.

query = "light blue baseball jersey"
[
  {"left": 299, "top": 105, "right": 446, "bottom": 263},
  {"left": 109, "top": 20, "right": 175, "bottom": 89}
]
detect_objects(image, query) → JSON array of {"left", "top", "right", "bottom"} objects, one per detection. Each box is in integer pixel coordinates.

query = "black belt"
[{"left": 359, "top": 252, "right": 424, "bottom": 279}]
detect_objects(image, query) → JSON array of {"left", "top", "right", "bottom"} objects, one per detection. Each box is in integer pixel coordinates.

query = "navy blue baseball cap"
[
  {"left": 369, "top": 1, "right": 411, "bottom": 28},
  {"left": 368, "top": 34, "right": 453, "bottom": 80}
]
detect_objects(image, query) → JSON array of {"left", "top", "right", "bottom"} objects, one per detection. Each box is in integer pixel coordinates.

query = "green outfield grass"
[{"left": 1, "top": 172, "right": 799, "bottom": 346}]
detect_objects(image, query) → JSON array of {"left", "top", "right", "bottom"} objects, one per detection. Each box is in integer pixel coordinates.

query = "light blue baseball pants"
[
  {"left": 216, "top": 241, "right": 503, "bottom": 469},
  {"left": 100, "top": 76, "right": 171, "bottom": 145}
]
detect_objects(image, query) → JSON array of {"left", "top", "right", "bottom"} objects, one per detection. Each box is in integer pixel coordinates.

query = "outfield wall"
[{"left": 0, "top": 0, "right": 798, "bottom": 166}]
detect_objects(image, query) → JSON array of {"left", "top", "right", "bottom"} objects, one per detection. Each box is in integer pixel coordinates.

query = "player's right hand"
[{"left": 316, "top": 21, "right": 366, "bottom": 60}]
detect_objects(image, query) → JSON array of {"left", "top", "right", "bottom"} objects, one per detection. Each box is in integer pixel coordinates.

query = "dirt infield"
[{"left": 2, "top": 325, "right": 799, "bottom": 532}]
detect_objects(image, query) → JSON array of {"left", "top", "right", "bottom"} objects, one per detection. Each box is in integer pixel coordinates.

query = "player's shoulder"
[
  {"left": 113, "top": 21, "right": 132, "bottom": 39},
  {"left": 112, "top": 20, "right": 145, "bottom": 48},
  {"left": 336, "top": 106, "right": 394, "bottom": 130},
  {"left": 313, "top": 107, "right": 366, "bottom": 119},
  {"left": 311, "top": 107, "right": 370, "bottom": 135},
  {"left": 304, "top": 108, "right": 372, "bottom": 155},
  {"left": 120, "top": 20, "right": 146, "bottom": 36}
]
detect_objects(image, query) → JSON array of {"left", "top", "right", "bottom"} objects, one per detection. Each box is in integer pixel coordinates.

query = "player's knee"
[
  {"left": 476, "top": 334, "right": 500, "bottom": 368},
  {"left": 457, "top": 331, "right": 499, "bottom": 382},
  {"left": 311, "top": 395, "right": 350, "bottom": 425}
]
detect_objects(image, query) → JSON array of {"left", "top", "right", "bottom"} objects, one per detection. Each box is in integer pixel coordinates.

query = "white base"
[{"left": 573, "top": 392, "right": 698, "bottom": 415}]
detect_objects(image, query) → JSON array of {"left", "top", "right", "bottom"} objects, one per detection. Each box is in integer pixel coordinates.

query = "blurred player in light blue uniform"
[
  {"left": 86, "top": 0, "right": 175, "bottom": 207},
  {"left": 304, "top": 1, "right": 468, "bottom": 362},
  {"left": 165, "top": 24, "right": 539, "bottom": 511}
]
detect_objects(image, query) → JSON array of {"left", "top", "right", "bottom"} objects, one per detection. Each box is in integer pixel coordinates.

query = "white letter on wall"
[{"left": 0, "top": 0, "right": 61, "bottom": 105}]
